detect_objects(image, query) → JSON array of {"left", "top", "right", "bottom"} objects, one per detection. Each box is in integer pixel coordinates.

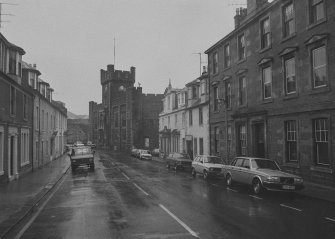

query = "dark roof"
[
  {"left": 0, "top": 32, "right": 25, "bottom": 55},
  {"left": 22, "top": 61, "right": 41, "bottom": 75}
]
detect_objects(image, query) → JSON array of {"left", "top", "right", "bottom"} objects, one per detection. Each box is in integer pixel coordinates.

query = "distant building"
[
  {"left": 67, "top": 118, "right": 89, "bottom": 144},
  {"left": 205, "top": 0, "right": 335, "bottom": 185},
  {"left": 21, "top": 62, "right": 67, "bottom": 169},
  {"left": 0, "top": 33, "right": 34, "bottom": 183},
  {"left": 89, "top": 65, "right": 163, "bottom": 151},
  {"left": 159, "top": 68, "right": 209, "bottom": 159}
]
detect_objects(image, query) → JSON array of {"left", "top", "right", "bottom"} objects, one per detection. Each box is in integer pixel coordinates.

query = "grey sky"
[{"left": 2, "top": 0, "right": 243, "bottom": 115}]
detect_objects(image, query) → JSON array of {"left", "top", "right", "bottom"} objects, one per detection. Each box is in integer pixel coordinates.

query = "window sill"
[
  {"left": 310, "top": 166, "right": 333, "bottom": 174},
  {"left": 261, "top": 98, "right": 274, "bottom": 104},
  {"left": 282, "top": 162, "right": 300, "bottom": 169},
  {"left": 212, "top": 110, "right": 219, "bottom": 114},
  {"left": 307, "top": 19, "right": 327, "bottom": 31},
  {"left": 238, "top": 104, "right": 248, "bottom": 109},
  {"left": 223, "top": 66, "right": 231, "bottom": 72},
  {"left": 308, "top": 85, "right": 331, "bottom": 95},
  {"left": 237, "top": 58, "right": 247, "bottom": 65},
  {"left": 281, "top": 33, "right": 297, "bottom": 43},
  {"left": 283, "top": 93, "right": 298, "bottom": 101},
  {"left": 259, "top": 46, "right": 272, "bottom": 54}
]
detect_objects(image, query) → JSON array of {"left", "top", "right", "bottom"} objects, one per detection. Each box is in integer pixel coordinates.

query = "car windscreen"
[
  {"left": 252, "top": 159, "right": 279, "bottom": 170},
  {"left": 74, "top": 147, "right": 92, "bottom": 155},
  {"left": 207, "top": 156, "right": 221, "bottom": 164},
  {"left": 142, "top": 150, "right": 150, "bottom": 154}
]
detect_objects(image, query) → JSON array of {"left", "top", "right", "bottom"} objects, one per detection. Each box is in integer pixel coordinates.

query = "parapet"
[{"left": 100, "top": 64, "right": 136, "bottom": 85}]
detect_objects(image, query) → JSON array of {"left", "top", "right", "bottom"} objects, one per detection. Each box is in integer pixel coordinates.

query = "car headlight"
[
  {"left": 208, "top": 168, "right": 214, "bottom": 171},
  {"left": 294, "top": 178, "right": 303, "bottom": 183},
  {"left": 266, "top": 176, "right": 280, "bottom": 183}
]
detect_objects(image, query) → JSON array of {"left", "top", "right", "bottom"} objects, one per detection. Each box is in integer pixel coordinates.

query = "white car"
[
  {"left": 222, "top": 157, "right": 304, "bottom": 194},
  {"left": 139, "top": 150, "right": 152, "bottom": 160},
  {"left": 192, "top": 155, "right": 223, "bottom": 180}
]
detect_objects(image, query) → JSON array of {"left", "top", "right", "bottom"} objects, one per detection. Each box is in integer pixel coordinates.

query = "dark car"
[
  {"left": 69, "top": 146, "right": 95, "bottom": 172},
  {"left": 166, "top": 153, "right": 192, "bottom": 171}
]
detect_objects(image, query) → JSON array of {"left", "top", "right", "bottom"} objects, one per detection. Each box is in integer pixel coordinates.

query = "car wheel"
[
  {"left": 203, "top": 170, "right": 208, "bottom": 180},
  {"left": 191, "top": 168, "right": 196, "bottom": 178},
  {"left": 252, "top": 178, "right": 263, "bottom": 195},
  {"left": 226, "top": 174, "right": 233, "bottom": 187}
]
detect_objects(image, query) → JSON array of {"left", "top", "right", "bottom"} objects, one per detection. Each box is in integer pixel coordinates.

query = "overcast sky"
[{"left": 2, "top": 0, "right": 246, "bottom": 115}]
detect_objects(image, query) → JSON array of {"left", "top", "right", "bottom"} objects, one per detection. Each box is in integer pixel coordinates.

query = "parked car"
[
  {"left": 151, "top": 148, "right": 160, "bottom": 157},
  {"left": 192, "top": 155, "right": 223, "bottom": 179},
  {"left": 69, "top": 146, "right": 95, "bottom": 172},
  {"left": 139, "top": 150, "right": 152, "bottom": 160},
  {"left": 166, "top": 153, "right": 192, "bottom": 171},
  {"left": 222, "top": 157, "right": 304, "bottom": 194},
  {"left": 131, "top": 148, "right": 139, "bottom": 157}
]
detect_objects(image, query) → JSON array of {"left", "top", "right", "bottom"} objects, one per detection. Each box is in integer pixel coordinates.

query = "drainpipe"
[{"left": 31, "top": 94, "right": 35, "bottom": 172}]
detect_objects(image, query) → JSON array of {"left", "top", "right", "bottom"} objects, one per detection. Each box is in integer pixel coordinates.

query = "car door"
[
  {"left": 239, "top": 159, "right": 252, "bottom": 184},
  {"left": 193, "top": 156, "right": 199, "bottom": 172},
  {"left": 197, "top": 156, "right": 205, "bottom": 173},
  {"left": 231, "top": 158, "right": 244, "bottom": 183}
]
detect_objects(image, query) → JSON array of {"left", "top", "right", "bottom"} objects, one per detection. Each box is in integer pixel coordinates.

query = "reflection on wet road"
[{"left": 21, "top": 151, "right": 335, "bottom": 239}]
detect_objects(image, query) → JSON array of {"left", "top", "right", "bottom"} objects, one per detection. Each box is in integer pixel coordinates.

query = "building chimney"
[
  {"left": 202, "top": 66, "right": 207, "bottom": 74},
  {"left": 247, "top": 0, "right": 268, "bottom": 15}
]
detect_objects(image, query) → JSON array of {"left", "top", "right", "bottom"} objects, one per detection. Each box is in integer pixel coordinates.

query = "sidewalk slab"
[{"left": 0, "top": 154, "right": 70, "bottom": 237}]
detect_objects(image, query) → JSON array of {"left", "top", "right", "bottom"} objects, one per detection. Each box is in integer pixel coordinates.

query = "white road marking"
[
  {"left": 280, "top": 204, "right": 302, "bottom": 212},
  {"left": 159, "top": 204, "right": 199, "bottom": 238},
  {"left": 325, "top": 217, "right": 335, "bottom": 222},
  {"left": 249, "top": 195, "right": 263, "bottom": 200},
  {"left": 226, "top": 187, "right": 238, "bottom": 193},
  {"left": 122, "top": 172, "right": 130, "bottom": 180},
  {"left": 133, "top": 183, "right": 149, "bottom": 196}
]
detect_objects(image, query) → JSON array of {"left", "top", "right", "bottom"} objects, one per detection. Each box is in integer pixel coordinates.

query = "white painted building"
[
  {"left": 185, "top": 70, "right": 210, "bottom": 159},
  {"left": 159, "top": 69, "right": 209, "bottom": 159}
]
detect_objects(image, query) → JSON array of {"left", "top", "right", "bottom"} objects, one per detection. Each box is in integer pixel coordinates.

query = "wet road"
[{"left": 20, "top": 151, "right": 335, "bottom": 239}]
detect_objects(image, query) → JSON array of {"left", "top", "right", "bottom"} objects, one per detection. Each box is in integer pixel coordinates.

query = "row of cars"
[
  {"left": 164, "top": 153, "right": 304, "bottom": 195},
  {"left": 131, "top": 148, "right": 153, "bottom": 160}
]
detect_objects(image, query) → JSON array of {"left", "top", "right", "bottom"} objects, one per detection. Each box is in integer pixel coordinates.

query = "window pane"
[{"left": 313, "top": 47, "right": 326, "bottom": 66}]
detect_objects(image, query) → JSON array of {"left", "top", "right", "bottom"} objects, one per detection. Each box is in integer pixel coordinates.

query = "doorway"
[
  {"left": 186, "top": 140, "right": 193, "bottom": 160},
  {"left": 254, "top": 123, "right": 265, "bottom": 158}
]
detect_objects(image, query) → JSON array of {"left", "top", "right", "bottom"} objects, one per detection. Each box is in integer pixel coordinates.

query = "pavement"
[
  {"left": 0, "top": 153, "right": 70, "bottom": 238},
  {"left": 0, "top": 151, "right": 334, "bottom": 237}
]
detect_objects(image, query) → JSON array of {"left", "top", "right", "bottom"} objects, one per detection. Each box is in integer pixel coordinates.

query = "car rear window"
[{"left": 74, "top": 147, "right": 92, "bottom": 155}]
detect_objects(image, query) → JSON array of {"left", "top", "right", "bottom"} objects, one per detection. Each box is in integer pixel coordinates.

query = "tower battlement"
[{"left": 100, "top": 64, "right": 135, "bottom": 85}]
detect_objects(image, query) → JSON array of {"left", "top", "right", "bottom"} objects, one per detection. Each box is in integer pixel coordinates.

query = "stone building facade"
[
  {"left": 22, "top": 62, "right": 67, "bottom": 169},
  {"left": 0, "top": 33, "right": 34, "bottom": 183},
  {"left": 89, "top": 65, "right": 163, "bottom": 151},
  {"left": 206, "top": 0, "right": 335, "bottom": 185}
]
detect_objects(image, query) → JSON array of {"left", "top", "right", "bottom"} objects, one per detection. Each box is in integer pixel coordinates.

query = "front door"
[
  {"left": 9, "top": 136, "right": 14, "bottom": 177},
  {"left": 187, "top": 140, "right": 193, "bottom": 160},
  {"left": 254, "top": 123, "right": 265, "bottom": 158}
]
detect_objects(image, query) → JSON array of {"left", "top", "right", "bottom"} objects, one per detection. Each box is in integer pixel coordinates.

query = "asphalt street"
[{"left": 18, "top": 151, "right": 335, "bottom": 239}]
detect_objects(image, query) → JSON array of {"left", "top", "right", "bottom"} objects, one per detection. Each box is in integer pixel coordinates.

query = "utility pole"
[
  {"left": 0, "top": 2, "right": 17, "bottom": 30},
  {"left": 114, "top": 38, "right": 116, "bottom": 67}
]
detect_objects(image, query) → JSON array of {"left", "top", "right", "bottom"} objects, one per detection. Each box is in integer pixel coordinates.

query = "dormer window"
[
  {"left": 9, "top": 50, "right": 17, "bottom": 75},
  {"left": 192, "top": 86, "right": 197, "bottom": 99},
  {"left": 28, "top": 72, "right": 35, "bottom": 88}
]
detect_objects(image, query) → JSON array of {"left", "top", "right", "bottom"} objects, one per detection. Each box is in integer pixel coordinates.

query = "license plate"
[{"left": 283, "top": 185, "right": 295, "bottom": 190}]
